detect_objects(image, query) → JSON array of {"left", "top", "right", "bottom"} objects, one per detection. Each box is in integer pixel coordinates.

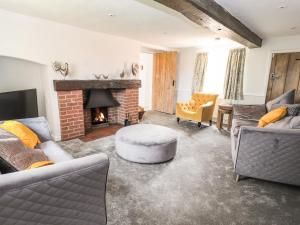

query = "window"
[{"left": 202, "top": 48, "right": 230, "bottom": 97}]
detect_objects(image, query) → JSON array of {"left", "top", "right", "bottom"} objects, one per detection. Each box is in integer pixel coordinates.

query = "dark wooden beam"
[
  {"left": 153, "top": 0, "right": 262, "bottom": 48},
  {"left": 53, "top": 79, "right": 141, "bottom": 91}
]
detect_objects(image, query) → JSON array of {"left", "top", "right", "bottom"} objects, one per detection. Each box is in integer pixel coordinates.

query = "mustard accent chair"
[{"left": 176, "top": 93, "right": 218, "bottom": 127}]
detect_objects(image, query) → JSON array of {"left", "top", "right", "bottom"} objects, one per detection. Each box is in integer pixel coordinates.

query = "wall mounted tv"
[{"left": 0, "top": 89, "right": 38, "bottom": 120}]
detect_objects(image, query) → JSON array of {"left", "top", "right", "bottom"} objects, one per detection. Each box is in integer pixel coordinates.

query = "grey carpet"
[{"left": 60, "top": 111, "right": 300, "bottom": 225}]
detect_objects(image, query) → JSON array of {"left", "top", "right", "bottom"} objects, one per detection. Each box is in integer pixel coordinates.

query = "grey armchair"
[{"left": 0, "top": 117, "right": 109, "bottom": 225}]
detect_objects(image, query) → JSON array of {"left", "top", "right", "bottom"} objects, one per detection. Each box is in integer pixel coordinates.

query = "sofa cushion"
[
  {"left": 266, "top": 89, "right": 295, "bottom": 112},
  {"left": 265, "top": 116, "right": 293, "bottom": 129},
  {"left": 290, "top": 116, "right": 300, "bottom": 129},
  {"left": 11, "top": 149, "right": 51, "bottom": 170},
  {"left": 0, "top": 128, "right": 50, "bottom": 171},
  {"left": 231, "top": 119, "right": 258, "bottom": 136},
  {"left": 0, "top": 120, "right": 41, "bottom": 149},
  {"left": 233, "top": 104, "right": 266, "bottom": 121},
  {"left": 271, "top": 104, "right": 300, "bottom": 116},
  {"left": 38, "top": 141, "right": 73, "bottom": 163},
  {"left": 258, "top": 107, "right": 287, "bottom": 127}
]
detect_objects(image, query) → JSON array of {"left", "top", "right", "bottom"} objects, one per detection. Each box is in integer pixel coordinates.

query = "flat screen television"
[{"left": 0, "top": 89, "right": 38, "bottom": 120}]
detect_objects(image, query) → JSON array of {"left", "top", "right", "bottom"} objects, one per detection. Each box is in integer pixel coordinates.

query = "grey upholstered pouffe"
[{"left": 115, "top": 124, "right": 178, "bottom": 163}]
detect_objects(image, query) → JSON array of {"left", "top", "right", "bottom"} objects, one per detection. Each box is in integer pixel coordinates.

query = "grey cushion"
[
  {"left": 38, "top": 141, "right": 73, "bottom": 163},
  {"left": 290, "top": 116, "right": 300, "bottom": 129},
  {"left": 18, "top": 117, "right": 52, "bottom": 142},
  {"left": 116, "top": 124, "right": 178, "bottom": 163},
  {"left": 266, "top": 89, "right": 295, "bottom": 112}
]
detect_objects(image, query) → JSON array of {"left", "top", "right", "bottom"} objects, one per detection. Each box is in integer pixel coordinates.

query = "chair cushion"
[{"left": 38, "top": 141, "right": 73, "bottom": 163}]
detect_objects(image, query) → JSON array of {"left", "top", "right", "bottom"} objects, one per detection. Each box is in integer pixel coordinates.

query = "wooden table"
[{"left": 216, "top": 104, "right": 233, "bottom": 131}]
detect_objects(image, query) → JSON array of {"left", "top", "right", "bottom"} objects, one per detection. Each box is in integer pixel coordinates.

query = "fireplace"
[
  {"left": 54, "top": 79, "right": 141, "bottom": 140},
  {"left": 85, "top": 89, "right": 119, "bottom": 128}
]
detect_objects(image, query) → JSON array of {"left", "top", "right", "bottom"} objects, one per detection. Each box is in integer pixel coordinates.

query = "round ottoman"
[{"left": 115, "top": 124, "right": 178, "bottom": 163}]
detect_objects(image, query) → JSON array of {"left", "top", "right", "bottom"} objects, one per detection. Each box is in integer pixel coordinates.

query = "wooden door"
[
  {"left": 266, "top": 52, "right": 300, "bottom": 103},
  {"left": 152, "top": 51, "right": 177, "bottom": 114}
]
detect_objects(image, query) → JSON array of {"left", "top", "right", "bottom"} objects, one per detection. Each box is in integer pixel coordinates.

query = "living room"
[{"left": 0, "top": 0, "right": 299, "bottom": 225}]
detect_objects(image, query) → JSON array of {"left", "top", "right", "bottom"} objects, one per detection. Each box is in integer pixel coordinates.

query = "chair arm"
[
  {"left": 197, "top": 102, "right": 214, "bottom": 121},
  {"left": 235, "top": 126, "right": 300, "bottom": 186},
  {"left": 0, "top": 153, "right": 109, "bottom": 225}
]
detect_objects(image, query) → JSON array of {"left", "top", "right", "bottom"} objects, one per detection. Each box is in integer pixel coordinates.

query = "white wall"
[
  {"left": 177, "top": 35, "right": 300, "bottom": 105},
  {"left": 176, "top": 48, "right": 197, "bottom": 102},
  {"left": 0, "top": 9, "right": 141, "bottom": 140},
  {"left": 139, "top": 53, "right": 153, "bottom": 110},
  {"left": 0, "top": 56, "right": 46, "bottom": 116}
]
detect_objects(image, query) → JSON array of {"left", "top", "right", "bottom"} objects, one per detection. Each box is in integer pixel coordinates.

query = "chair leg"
[
  {"left": 177, "top": 117, "right": 180, "bottom": 124},
  {"left": 197, "top": 122, "right": 202, "bottom": 127},
  {"left": 209, "top": 120, "right": 212, "bottom": 126}
]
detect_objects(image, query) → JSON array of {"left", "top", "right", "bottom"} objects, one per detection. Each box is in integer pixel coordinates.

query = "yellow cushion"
[
  {"left": 258, "top": 107, "right": 287, "bottom": 128},
  {"left": 0, "top": 120, "right": 41, "bottom": 149},
  {"left": 27, "top": 161, "right": 54, "bottom": 169}
]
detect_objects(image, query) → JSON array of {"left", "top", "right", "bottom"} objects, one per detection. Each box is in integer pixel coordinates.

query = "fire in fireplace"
[
  {"left": 85, "top": 89, "right": 120, "bottom": 128},
  {"left": 91, "top": 107, "right": 108, "bottom": 125}
]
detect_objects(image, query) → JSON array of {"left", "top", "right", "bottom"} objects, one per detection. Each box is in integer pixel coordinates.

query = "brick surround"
[
  {"left": 57, "top": 90, "right": 85, "bottom": 140},
  {"left": 57, "top": 88, "right": 139, "bottom": 140}
]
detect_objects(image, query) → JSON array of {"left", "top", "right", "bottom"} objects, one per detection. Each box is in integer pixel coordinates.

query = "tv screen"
[{"left": 0, "top": 89, "right": 38, "bottom": 120}]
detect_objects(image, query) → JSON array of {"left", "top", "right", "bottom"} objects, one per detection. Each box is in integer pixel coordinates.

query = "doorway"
[
  {"left": 266, "top": 52, "right": 300, "bottom": 103},
  {"left": 139, "top": 52, "right": 153, "bottom": 111},
  {"left": 152, "top": 51, "right": 177, "bottom": 114}
]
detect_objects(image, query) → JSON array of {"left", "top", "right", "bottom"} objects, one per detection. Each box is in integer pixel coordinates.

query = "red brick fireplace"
[{"left": 54, "top": 80, "right": 141, "bottom": 140}]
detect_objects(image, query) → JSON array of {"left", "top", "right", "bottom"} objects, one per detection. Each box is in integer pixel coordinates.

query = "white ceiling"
[
  {"left": 0, "top": 0, "right": 240, "bottom": 49},
  {"left": 216, "top": 0, "right": 300, "bottom": 38}
]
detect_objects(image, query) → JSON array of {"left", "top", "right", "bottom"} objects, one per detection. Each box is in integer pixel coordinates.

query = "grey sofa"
[
  {"left": 0, "top": 117, "right": 109, "bottom": 225},
  {"left": 231, "top": 105, "right": 300, "bottom": 186}
]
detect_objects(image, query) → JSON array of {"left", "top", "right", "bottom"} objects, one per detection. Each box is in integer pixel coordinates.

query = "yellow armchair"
[{"left": 176, "top": 93, "right": 218, "bottom": 127}]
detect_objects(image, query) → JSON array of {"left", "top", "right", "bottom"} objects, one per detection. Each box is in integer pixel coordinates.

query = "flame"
[{"left": 94, "top": 108, "right": 106, "bottom": 123}]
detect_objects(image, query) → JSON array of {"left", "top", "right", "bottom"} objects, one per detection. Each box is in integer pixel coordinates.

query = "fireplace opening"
[{"left": 91, "top": 107, "right": 108, "bottom": 126}]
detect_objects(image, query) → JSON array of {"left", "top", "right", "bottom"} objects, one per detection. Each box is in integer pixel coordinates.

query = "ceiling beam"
[{"left": 153, "top": 0, "right": 262, "bottom": 48}]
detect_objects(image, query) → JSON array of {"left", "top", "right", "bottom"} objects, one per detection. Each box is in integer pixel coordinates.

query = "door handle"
[
  {"left": 172, "top": 80, "right": 175, "bottom": 86},
  {"left": 271, "top": 73, "right": 281, "bottom": 80}
]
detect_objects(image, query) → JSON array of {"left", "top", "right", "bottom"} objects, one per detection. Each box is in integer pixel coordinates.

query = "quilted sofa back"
[{"left": 191, "top": 93, "right": 218, "bottom": 109}]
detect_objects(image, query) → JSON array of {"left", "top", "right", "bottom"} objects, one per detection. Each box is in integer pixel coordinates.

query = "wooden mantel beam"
[{"left": 153, "top": 0, "right": 262, "bottom": 48}]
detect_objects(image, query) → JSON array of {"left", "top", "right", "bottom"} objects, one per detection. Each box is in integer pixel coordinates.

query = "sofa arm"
[
  {"left": 0, "top": 153, "right": 109, "bottom": 225},
  {"left": 235, "top": 126, "right": 300, "bottom": 186}
]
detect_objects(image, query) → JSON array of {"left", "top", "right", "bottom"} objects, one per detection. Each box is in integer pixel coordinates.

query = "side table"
[{"left": 216, "top": 104, "right": 233, "bottom": 131}]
